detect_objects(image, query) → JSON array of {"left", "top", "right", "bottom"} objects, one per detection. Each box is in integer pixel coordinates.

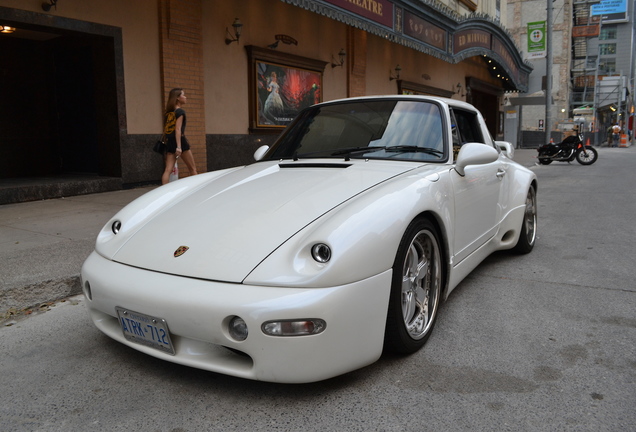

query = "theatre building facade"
[{"left": 0, "top": 0, "right": 532, "bottom": 203}]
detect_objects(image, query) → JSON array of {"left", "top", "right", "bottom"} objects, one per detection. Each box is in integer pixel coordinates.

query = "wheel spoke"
[{"left": 401, "top": 245, "right": 418, "bottom": 321}]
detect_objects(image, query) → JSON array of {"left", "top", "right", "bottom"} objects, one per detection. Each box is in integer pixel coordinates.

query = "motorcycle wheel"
[
  {"left": 576, "top": 146, "right": 598, "bottom": 165},
  {"left": 538, "top": 157, "right": 552, "bottom": 165}
]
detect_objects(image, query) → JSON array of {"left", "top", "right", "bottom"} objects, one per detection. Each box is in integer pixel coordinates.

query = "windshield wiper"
[
  {"left": 384, "top": 146, "right": 444, "bottom": 156},
  {"left": 331, "top": 146, "right": 386, "bottom": 160}
]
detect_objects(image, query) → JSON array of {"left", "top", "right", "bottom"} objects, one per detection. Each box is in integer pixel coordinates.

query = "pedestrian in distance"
[
  {"left": 611, "top": 124, "right": 621, "bottom": 148},
  {"left": 162, "top": 88, "right": 198, "bottom": 184}
]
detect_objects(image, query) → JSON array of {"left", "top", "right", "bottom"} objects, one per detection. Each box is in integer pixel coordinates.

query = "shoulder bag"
[{"left": 153, "top": 134, "right": 166, "bottom": 154}]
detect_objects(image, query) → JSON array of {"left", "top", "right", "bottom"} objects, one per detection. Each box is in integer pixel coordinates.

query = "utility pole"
[
  {"left": 545, "top": 0, "right": 554, "bottom": 141},
  {"left": 631, "top": 0, "right": 635, "bottom": 146},
  {"left": 593, "top": 15, "right": 603, "bottom": 146}
]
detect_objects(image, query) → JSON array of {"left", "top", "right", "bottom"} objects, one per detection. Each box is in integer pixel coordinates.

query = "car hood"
[{"left": 110, "top": 160, "right": 422, "bottom": 283}]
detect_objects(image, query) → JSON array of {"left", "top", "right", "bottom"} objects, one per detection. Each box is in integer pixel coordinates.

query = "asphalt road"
[{"left": 1, "top": 147, "right": 635, "bottom": 431}]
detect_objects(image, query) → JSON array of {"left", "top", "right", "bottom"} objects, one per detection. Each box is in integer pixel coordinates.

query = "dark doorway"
[
  {"left": 0, "top": 24, "right": 120, "bottom": 180},
  {"left": 470, "top": 90, "right": 499, "bottom": 137},
  {"left": 53, "top": 44, "right": 100, "bottom": 174},
  {"left": 466, "top": 77, "right": 504, "bottom": 139}
]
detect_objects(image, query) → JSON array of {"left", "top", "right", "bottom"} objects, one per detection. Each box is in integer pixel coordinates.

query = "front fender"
[{"left": 244, "top": 170, "right": 453, "bottom": 288}]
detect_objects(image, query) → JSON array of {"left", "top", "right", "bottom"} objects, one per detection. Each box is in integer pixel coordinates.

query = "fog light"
[
  {"left": 262, "top": 319, "right": 326, "bottom": 336},
  {"left": 311, "top": 243, "right": 331, "bottom": 263},
  {"left": 229, "top": 316, "right": 248, "bottom": 341}
]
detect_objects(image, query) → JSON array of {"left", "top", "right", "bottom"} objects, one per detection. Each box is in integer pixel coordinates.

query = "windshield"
[{"left": 264, "top": 100, "right": 447, "bottom": 162}]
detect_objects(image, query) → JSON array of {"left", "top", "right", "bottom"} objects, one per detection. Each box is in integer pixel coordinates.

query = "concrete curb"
[{"left": 2, "top": 276, "right": 81, "bottom": 323}]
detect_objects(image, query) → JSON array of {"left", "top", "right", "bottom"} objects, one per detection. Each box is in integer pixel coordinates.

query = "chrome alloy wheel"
[
  {"left": 400, "top": 229, "right": 442, "bottom": 340},
  {"left": 522, "top": 187, "right": 537, "bottom": 247},
  {"left": 512, "top": 185, "right": 537, "bottom": 254}
]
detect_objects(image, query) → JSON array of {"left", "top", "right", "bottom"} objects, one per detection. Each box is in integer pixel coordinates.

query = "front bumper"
[{"left": 81, "top": 252, "right": 392, "bottom": 383}]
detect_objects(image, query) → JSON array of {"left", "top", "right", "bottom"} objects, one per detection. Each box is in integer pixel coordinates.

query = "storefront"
[{"left": 0, "top": 0, "right": 531, "bottom": 203}]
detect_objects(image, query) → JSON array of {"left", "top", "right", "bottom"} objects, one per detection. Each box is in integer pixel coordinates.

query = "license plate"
[{"left": 116, "top": 307, "right": 175, "bottom": 355}]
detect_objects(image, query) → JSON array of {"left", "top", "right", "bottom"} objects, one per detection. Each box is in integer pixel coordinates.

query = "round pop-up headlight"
[
  {"left": 228, "top": 316, "right": 248, "bottom": 341},
  {"left": 111, "top": 220, "right": 122, "bottom": 234},
  {"left": 311, "top": 243, "right": 331, "bottom": 263},
  {"left": 262, "top": 319, "right": 326, "bottom": 337}
]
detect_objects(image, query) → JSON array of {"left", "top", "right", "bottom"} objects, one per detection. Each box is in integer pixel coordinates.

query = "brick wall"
[
  {"left": 348, "top": 28, "right": 367, "bottom": 98},
  {"left": 158, "top": 0, "right": 206, "bottom": 176}
]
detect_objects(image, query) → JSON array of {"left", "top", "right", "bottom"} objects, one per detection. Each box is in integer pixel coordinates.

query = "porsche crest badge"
[{"left": 174, "top": 246, "right": 189, "bottom": 257}]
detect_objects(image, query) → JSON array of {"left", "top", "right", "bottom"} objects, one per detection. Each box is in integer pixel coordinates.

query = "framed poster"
[
  {"left": 246, "top": 46, "right": 327, "bottom": 132},
  {"left": 398, "top": 80, "right": 454, "bottom": 98}
]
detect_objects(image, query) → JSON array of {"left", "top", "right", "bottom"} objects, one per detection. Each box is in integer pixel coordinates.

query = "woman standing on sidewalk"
[{"left": 162, "top": 88, "right": 198, "bottom": 184}]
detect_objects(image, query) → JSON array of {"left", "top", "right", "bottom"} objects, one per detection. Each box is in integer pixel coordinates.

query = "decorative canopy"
[{"left": 282, "top": 0, "right": 532, "bottom": 92}]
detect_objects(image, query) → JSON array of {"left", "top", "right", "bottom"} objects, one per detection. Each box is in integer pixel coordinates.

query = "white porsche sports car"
[{"left": 81, "top": 96, "right": 537, "bottom": 383}]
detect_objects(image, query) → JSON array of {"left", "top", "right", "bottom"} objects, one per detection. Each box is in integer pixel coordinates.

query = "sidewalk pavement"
[
  {"left": 0, "top": 149, "right": 540, "bottom": 322},
  {"left": 0, "top": 186, "right": 156, "bottom": 322}
]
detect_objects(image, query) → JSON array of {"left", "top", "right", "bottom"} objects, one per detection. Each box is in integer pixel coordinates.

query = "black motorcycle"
[{"left": 537, "top": 133, "right": 598, "bottom": 165}]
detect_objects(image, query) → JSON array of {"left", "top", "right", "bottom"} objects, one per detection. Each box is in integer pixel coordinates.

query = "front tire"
[
  {"left": 576, "top": 146, "right": 598, "bottom": 165},
  {"left": 512, "top": 185, "right": 537, "bottom": 254},
  {"left": 384, "top": 218, "right": 443, "bottom": 354}
]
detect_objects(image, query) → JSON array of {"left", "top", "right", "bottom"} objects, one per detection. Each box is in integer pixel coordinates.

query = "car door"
[{"left": 449, "top": 108, "right": 505, "bottom": 264}]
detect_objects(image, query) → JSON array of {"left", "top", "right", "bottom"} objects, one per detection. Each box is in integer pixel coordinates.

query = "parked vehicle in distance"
[
  {"left": 537, "top": 130, "right": 598, "bottom": 165},
  {"left": 81, "top": 95, "right": 538, "bottom": 383}
]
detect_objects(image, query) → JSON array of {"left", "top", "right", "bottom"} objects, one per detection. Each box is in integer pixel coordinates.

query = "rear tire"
[
  {"left": 512, "top": 185, "right": 537, "bottom": 254},
  {"left": 384, "top": 218, "right": 443, "bottom": 354}
]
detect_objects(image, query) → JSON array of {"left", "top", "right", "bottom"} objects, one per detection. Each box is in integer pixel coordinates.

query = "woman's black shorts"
[{"left": 166, "top": 136, "right": 190, "bottom": 154}]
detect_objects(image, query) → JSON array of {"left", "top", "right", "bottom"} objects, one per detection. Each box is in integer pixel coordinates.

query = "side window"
[
  {"left": 450, "top": 110, "right": 461, "bottom": 160},
  {"left": 450, "top": 108, "right": 486, "bottom": 160},
  {"left": 450, "top": 110, "right": 461, "bottom": 147},
  {"left": 451, "top": 108, "right": 485, "bottom": 145}
]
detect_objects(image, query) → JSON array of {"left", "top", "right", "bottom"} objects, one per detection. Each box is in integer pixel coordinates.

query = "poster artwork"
[{"left": 257, "top": 62, "right": 321, "bottom": 127}]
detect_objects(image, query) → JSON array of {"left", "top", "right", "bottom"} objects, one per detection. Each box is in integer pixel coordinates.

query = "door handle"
[{"left": 496, "top": 169, "right": 506, "bottom": 179}]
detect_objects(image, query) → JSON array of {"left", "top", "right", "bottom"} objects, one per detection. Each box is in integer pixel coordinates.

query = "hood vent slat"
[{"left": 279, "top": 163, "right": 351, "bottom": 169}]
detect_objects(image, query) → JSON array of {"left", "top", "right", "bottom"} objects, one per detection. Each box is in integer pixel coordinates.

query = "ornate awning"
[{"left": 282, "top": 0, "right": 532, "bottom": 92}]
